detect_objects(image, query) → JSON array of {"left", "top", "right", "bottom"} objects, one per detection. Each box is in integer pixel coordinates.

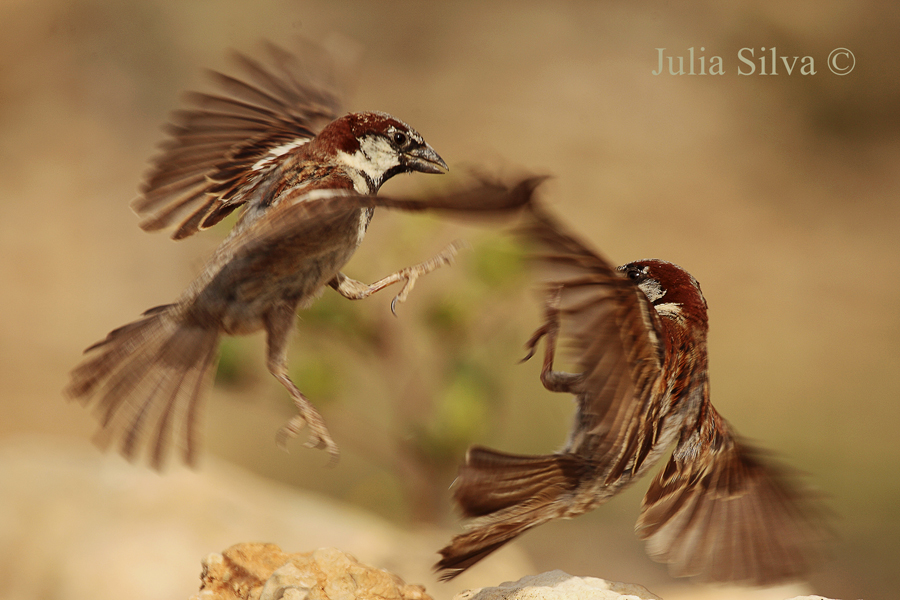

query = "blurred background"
[{"left": 1, "top": 1, "right": 898, "bottom": 599}]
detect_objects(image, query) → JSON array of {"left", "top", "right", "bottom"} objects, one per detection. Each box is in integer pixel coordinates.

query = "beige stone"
[
  {"left": 189, "top": 543, "right": 431, "bottom": 600},
  {"left": 451, "top": 570, "right": 662, "bottom": 600}
]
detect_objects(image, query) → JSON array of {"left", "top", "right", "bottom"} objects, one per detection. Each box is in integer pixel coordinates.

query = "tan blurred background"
[{"left": 1, "top": 1, "right": 898, "bottom": 599}]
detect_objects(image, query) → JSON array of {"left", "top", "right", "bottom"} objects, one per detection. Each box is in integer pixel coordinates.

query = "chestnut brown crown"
[{"left": 618, "top": 259, "right": 709, "bottom": 326}]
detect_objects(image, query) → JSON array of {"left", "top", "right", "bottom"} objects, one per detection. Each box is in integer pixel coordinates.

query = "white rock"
[{"left": 452, "top": 570, "right": 662, "bottom": 600}]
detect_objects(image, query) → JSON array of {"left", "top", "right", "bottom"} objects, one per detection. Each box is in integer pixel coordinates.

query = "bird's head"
[
  {"left": 618, "top": 259, "right": 708, "bottom": 325},
  {"left": 318, "top": 111, "right": 448, "bottom": 194}
]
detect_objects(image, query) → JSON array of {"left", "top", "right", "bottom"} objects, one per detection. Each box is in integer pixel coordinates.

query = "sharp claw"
[
  {"left": 275, "top": 415, "right": 306, "bottom": 452},
  {"left": 381, "top": 240, "right": 466, "bottom": 317},
  {"left": 390, "top": 272, "right": 418, "bottom": 316},
  {"left": 521, "top": 322, "right": 551, "bottom": 363},
  {"left": 305, "top": 432, "right": 340, "bottom": 466},
  {"left": 520, "top": 346, "right": 538, "bottom": 364},
  {"left": 276, "top": 412, "right": 339, "bottom": 466},
  {"left": 521, "top": 336, "right": 541, "bottom": 363}
]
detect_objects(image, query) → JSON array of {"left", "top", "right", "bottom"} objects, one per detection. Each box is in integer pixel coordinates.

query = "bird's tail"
[
  {"left": 65, "top": 305, "right": 220, "bottom": 469},
  {"left": 436, "top": 445, "right": 583, "bottom": 580}
]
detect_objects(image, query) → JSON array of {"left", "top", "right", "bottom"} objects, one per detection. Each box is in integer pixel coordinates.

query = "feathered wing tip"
[
  {"left": 365, "top": 173, "right": 548, "bottom": 216},
  {"left": 132, "top": 40, "right": 343, "bottom": 239},
  {"left": 231, "top": 175, "right": 549, "bottom": 256},
  {"left": 636, "top": 438, "right": 831, "bottom": 586},
  {"left": 64, "top": 307, "right": 220, "bottom": 469},
  {"left": 435, "top": 445, "right": 583, "bottom": 580}
]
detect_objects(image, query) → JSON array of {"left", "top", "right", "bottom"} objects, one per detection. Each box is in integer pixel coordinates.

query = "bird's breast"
[{"left": 182, "top": 208, "right": 368, "bottom": 335}]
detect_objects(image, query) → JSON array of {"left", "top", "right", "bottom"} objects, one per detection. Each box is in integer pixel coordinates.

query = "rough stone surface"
[
  {"left": 451, "top": 570, "right": 662, "bottom": 600},
  {"left": 189, "top": 543, "right": 431, "bottom": 600},
  {"left": 660, "top": 587, "right": 836, "bottom": 600},
  {"left": 451, "top": 573, "right": 844, "bottom": 600}
]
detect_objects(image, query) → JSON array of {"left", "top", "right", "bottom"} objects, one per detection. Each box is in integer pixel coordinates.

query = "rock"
[
  {"left": 189, "top": 543, "right": 431, "bottom": 600},
  {"left": 657, "top": 585, "right": 837, "bottom": 600},
  {"left": 451, "top": 570, "right": 662, "bottom": 600},
  {"left": 451, "top": 572, "right": 845, "bottom": 600}
]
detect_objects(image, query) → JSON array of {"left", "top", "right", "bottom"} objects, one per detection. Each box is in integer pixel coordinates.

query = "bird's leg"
[
  {"left": 264, "top": 303, "right": 339, "bottom": 464},
  {"left": 328, "top": 240, "right": 466, "bottom": 315},
  {"left": 522, "top": 287, "right": 583, "bottom": 393}
]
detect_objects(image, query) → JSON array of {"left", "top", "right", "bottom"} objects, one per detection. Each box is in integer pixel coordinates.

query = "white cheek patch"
[
  {"left": 252, "top": 137, "right": 311, "bottom": 171},
  {"left": 654, "top": 302, "right": 684, "bottom": 319},
  {"left": 336, "top": 135, "right": 401, "bottom": 191},
  {"left": 638, "top": 278, "right": 666, "bottom": 303}
]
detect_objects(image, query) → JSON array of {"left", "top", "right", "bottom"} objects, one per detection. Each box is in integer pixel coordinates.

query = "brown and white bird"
[
  {"left": 436, "top": 205, "right": 826, "bottom": 585},
  {"left": 65, "top": 42, "right": 540, "bottom": 469}
]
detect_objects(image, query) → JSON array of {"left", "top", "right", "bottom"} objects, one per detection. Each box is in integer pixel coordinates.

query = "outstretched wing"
[
  {"left": 520, "top": 206, "right": 669, "bottom": 482},
  {"left": 195, "top": 175, "right": 546, "bottom": 290},
  {"left": 637, "top": 402, "right": 828, "bottom": 585},
  {"left": 240, "top": 174, "right": 545, "bottom": 248},
  {"left": 132, "top": 41, "right": 341, "bottom": 239}
]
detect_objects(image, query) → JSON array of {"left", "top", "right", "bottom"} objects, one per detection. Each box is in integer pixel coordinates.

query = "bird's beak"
[{"left": 405, "top": 143, "right": 449, "bottom": 174}]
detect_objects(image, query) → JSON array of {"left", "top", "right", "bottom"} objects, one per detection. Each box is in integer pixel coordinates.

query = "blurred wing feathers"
[
  {"left": 637, "top": 406, "right": 828, "bottom": 585},
  {"left": 133, "top": 42, "right": 341, "bottom": 239},
  {"left": 234, "top": 175, "right": 545, "bottom": 255},
  {"left": 520, "top": 206, "right": 666, "bottom": 479}
]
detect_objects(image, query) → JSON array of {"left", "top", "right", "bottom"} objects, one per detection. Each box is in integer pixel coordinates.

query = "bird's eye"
[
  {"left": 392, "top": 131, "right": 408, "bottom": 146},
  {"left": 627, "top": 268, "right": 643, "bottom": 281}
]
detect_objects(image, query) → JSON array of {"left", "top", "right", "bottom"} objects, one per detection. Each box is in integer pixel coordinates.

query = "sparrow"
[
  {"left": 65, "top": 42, "right": 541, "bottom": 469},
  {"left": 436, "top": 205, "right": 827, "bottom": 585}
]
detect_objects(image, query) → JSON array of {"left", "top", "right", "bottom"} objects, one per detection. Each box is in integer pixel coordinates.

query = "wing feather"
[
  {"left": 520, "top": 206, "right": 667, "bottom": 482},
  {"left": 133, "top": 42, "right": 341, "bottom": 238},
  {"left": 637, "top": 403, "right": 828, "bottom": 584}
]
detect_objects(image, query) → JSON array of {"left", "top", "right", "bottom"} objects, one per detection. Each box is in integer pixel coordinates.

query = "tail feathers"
[
  {"left": 436, "top": 516, "right": 540, "bottom": 581},
  {"left": 65, "top": 306, "right": 219, "bottom": 469},
  {"left": 454, "top": 445, "right": 583, "bottom": 517},
  {"left": 437, "top": 446, "right": 582, "bottom": 580}
]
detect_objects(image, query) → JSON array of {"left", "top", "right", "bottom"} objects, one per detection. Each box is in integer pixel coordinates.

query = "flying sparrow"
[
  {"left": 436, "top": 205, "right": 826, "bottom": 585},
  {"left": 65, "top": 42, "right": 541, "bottom": 469}
]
